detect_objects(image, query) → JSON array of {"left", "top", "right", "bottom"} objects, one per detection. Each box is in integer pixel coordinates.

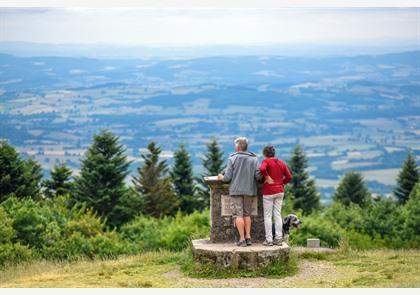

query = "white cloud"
[{"left": 0, "top": 8, "right": 418, "bottom": 46}]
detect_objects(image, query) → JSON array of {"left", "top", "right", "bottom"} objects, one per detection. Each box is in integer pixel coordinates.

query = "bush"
[
  {"left": 0, "top": 195, "right": 131, "bottom": 261},
  {"left": 402, "top": 184, "right": 420, "bottom": 248},
  {"left": 0, "top": 196, "right": 210, "bottom": 265},
  {"left": 160, "top": 211, "right": 210, "bottom": 251},
  {"left": 120, "top": 215, "right": 168, "bottom": 251},
  {"left": 0, "top": 207, "right": 14, "bottom": 244},
  {"left": 342, "top": 230, "right": 385, "bottom": 250},
  {"left": 365, "top": 198, "right": 406, "bottom": 248},
  {"left": 290, "top": 212, "right": 343, "bottom": 248},
  {"left": 290, "top": 196, "right": 418, "bottom": 250},
  {"left": 323, "top": 202, "right": 366, "bottom": 232},
  {"left": 63, "top": 209, "right": 104, "bottom": 238},
  {"left": 0, "top": 207, "right": 34, "bottom": 267},
  {"left": 2, "top": 197, "right": 58, "bottom": 249},
  {"left": 0, "top": 243, "right": 34, "bottom": 267},
  {"left": 120, "top": 210, "right": 210, "bottom": 251}
]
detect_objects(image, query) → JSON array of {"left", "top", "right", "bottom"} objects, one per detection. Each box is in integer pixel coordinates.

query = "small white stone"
[{"left": 307, "top": 238, "right": 320, "bottom": 248}]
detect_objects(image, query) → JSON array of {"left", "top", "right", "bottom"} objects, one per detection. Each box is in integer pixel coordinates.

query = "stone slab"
[{"left": 192, "top": 239, "right": 290, "bottom": 270}]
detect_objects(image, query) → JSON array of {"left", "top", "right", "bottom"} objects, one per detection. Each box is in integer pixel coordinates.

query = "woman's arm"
[
  {"left": 260, "top": 160, "right": 274, "bottom": 184},
  {"left": 283, "top": 164, "right": 293, "bottom": 184},
  {"left": 260, "top": 159, "right": 269, "bottom": 177}
]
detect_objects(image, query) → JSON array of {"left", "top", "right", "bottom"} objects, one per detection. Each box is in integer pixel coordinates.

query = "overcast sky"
[{"left": 0, "top": 8, "right": 419, "bottom": 47}]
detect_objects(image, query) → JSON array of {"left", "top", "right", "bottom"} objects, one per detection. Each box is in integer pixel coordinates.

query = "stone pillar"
[{"left": 203, "top": 176, "right": 265, "bottom": 243}]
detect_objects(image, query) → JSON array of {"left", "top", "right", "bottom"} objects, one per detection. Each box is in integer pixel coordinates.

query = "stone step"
[{"left": 192, "top": 239, "right": 290, "bottom": 270}]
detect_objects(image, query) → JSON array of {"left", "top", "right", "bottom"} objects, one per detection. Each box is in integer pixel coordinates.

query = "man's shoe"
[
  {"left": 262, "top": 240, "right": 273, "bottom": 246},
  {"left": 273, "top": 238, "right": 283, "bottom": 246},
  {"left": 245, "top": 238, "right": 252, "bottom": 246},
  {"left": 236, "top": 240, "right": 247, "bottom": 247}
]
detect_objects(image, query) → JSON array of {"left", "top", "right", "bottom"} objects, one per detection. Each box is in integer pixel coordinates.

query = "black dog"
[{"left": 272, "top": 213, "right": 301, "bottom": 243}]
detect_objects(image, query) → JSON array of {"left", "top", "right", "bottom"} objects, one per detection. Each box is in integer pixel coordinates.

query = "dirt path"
[{"left": 163, "top": 259, "right": 337, "bottom": 287}]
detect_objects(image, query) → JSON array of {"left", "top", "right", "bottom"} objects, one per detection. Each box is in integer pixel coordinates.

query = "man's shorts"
[{"left": 230, "top": 195, "right": 254, "bottom": 217}]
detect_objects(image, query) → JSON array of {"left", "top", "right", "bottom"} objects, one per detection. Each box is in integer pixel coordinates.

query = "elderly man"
[{"left": 218, "top": 137, "right": 262, "bottom": 247}]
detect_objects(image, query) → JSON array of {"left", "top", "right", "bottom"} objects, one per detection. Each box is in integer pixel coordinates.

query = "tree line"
[{"left": 1, "top": 129, "right": 418, "bottom": 229}]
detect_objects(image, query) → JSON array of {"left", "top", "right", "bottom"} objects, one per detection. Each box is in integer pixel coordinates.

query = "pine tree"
[
  {"left": 43, "top": 162, "right": 73, "bottom": 198},
  {"left": 202, "top": 138, "right": 225, "bottom": 176},
  {"left": 73, "top": 130, "right": 132, "bottom": 227},
  {"left": 288, "top": 144, "right": 320, "bottom": 215},
  {"left": 196, "top": 138, "right": 226, "bottom": 207},
  {"left": 132, "top": 141, "right": 179, "bottom": 217},
  {"left": 170, "top": 144, "right": 202, "bottom": 213},
  {"left": 0, "top": 141, "right": 42, "bottom": 201},
  {"left": 334, "top": 171, "right": 370, "bottom": 206},
  {"left": 394, "top": 152, "right": 419, "bottom": 204},
  {"left": 21, "top": 158, "right": 43, "bottom": 199},
  {"left": 0, "top": 140, "right": 26, "bottom": 202}
]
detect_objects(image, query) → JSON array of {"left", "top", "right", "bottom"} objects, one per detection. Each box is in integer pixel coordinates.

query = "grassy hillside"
[{"left": 1, "top": 248, "right": 419, "bottom": 288}]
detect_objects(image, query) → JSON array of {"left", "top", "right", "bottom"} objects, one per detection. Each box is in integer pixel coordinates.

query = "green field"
[{"left": 1, "top": 248, "right": 419, "bottom": 288}]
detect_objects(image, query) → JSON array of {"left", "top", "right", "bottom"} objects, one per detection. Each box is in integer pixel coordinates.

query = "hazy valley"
[{"left": 1, "top": 50, "right": 419, "bottom": 202}]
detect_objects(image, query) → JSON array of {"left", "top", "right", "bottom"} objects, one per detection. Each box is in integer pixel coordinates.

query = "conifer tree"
[
  {"left": 73, "top": 130, "right": 131, "bottom": 227},
  {"left": 394, "top": 152, "right": 419, "bottom": 204},
  {"left": 43, "top": 162, "right": 73, "bottom": 198},
  {"left": 202, "top": 138, "right": 225, "bottom": 176},
  {"left": 170, "top": 144, "right": 203, "bottom": 213},
  {"left": 132, "top": 141, "right": 179, "bottom": 217},
  {"left": 21, "top": 158, "right": 43, "bottom": 199},
  {"left": 0, "top": 141, "right": 42, "bottom": 201},
  {"left": 196, "top": 138, "right": 226, "bottom": 207},
  {"left": 334, "top": 171, "right": 370, "bottom": 206},
  {"left": 1, "top": 140, "right": 26, "bottom": 201},
  {"left": 288, "top": 144, "right": 320, "bottom": 214}
]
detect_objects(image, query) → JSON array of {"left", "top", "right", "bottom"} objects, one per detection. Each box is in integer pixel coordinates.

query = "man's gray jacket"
[{"left": 223, "top": 151, "right": 262, "bottom": 196}]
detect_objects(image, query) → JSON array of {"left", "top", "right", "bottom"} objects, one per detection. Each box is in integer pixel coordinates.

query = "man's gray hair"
[{"left": 234, "top": 137, "right": 248, "bottom": 151}]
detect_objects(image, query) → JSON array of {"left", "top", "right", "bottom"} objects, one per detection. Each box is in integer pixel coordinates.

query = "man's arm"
[
  {"left": 222, "top": 157, "right": 234, "bottom": 182},
  {"left": 254, "top": 158, "right": 263, "bottom": 181}
]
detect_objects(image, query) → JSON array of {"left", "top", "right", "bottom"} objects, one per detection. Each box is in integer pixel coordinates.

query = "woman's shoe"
[
  {"left": 273, "top": 238, "right": 283, "bottom": 246},
  {"left": 245, "top": 238, "right": 252, "bottom": 246},
  {"left": 262, "top": 240, "right": 273, "bottom": 246}
]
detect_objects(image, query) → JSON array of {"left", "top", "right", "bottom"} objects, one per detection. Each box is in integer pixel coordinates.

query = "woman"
[{"left": 260, "top": 145, "right": 293, "bottom": 246}]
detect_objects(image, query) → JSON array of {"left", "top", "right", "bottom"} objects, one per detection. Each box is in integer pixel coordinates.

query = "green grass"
[{"left": 1, "top": 248, "right": 419, "bottom": 287}]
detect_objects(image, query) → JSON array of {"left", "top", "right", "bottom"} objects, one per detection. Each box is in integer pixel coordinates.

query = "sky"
[{"left": 0, "top": 7, "right": 419, "bottom": 47}]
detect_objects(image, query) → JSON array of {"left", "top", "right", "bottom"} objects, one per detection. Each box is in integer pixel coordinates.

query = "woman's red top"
[{"left": 260, "top": 157, "right": 293, "bottom": 196}]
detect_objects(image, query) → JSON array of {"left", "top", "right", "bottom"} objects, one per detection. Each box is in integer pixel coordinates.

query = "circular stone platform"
[{"left": 192, "top": 239, "right": 290, "bottom": 270}]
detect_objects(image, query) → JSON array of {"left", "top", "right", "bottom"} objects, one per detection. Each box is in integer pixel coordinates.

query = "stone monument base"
[{"left": 192, "top": 239, "right": 290, "bottom": 270}]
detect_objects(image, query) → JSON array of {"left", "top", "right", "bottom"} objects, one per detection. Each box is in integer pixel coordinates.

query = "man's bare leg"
[
  {"left": 235, "top": 217, "right": 245, "bottom": 241},
  {"left": 244, "top": 216, "right": 251, "bottom": 239}
]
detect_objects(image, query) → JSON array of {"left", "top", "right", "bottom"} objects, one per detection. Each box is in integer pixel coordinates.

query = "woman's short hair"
[{"left": 262, "top": 145, "right": 275, "bottom": 157}]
